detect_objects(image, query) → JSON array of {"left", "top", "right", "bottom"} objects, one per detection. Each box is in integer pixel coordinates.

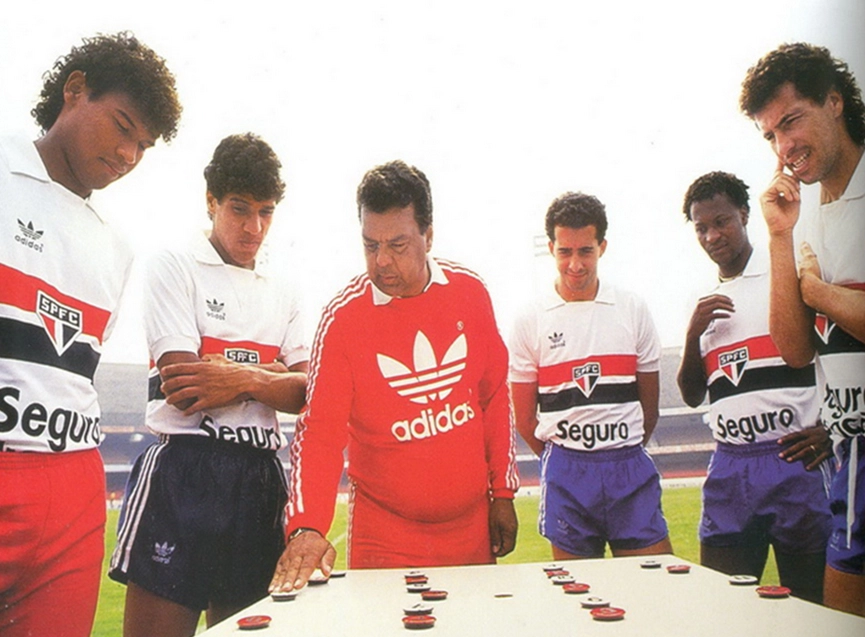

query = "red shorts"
[
  {"left": 347, "top": 482, "right": 493, "bottom": 569},
  {"left": 0, "top": 448, "right": 106, "bottom": 637}
]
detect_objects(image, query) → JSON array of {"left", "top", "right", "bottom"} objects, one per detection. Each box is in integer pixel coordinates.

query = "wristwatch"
[{"left": 288, "top": 527, "right": 319, "bottom": 542}]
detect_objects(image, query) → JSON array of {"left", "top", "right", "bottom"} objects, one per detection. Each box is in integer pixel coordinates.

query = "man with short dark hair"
[
  {"left": 0, "top": 32, "right": 181, "bottom": 637},
  {"left": 270, "top": 160, "right": 519, "bottom": 592},
  {"left": 109, "top": 133, "right": 308, "bottom": 637},
  {"left": 509, "top": 192, "right": 672, "bottom": 561},
  {"left": 741, "top": 42, "right": 865, "bottom": 615},
  {"left": 678, "top": 170, "right": 831, "bottom": 603}
]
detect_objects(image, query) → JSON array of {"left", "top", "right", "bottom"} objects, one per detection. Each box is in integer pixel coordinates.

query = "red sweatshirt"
[{"left": 287, "top": 258, "right": 519, "bottom": 536}]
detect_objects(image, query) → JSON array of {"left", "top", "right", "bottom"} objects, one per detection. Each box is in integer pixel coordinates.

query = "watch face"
[{"left": 289, "top": 527, "right": 316, "bottom": 541}]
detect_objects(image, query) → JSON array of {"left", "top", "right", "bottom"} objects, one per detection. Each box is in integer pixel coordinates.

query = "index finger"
[
  {"left": 269, "top": 549, "right": 316, "bottom": 593},
  {"left": 776, "top": 153, "right": 787, "bottom": 175}
]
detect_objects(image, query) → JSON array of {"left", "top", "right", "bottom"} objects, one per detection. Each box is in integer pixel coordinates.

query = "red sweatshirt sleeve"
[
  {"left": 476, "top": 286, "right": 519, "bottom": 499},
  {"left": 286, "top": 289, "right": 356, "bottom": 537}
]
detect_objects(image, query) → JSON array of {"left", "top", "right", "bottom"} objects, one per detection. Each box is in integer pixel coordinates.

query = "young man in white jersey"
[
  {"left": 109, "top": 134, "right": 308, "bottom": 637},
  {"left": 509, "top": 192, "right": 672, "bottom": 560},
  {"left": 0, "top": 33, "right": 181, "bottom": 637},
  {"left": 741, "top": 42, "right": 865, "bottom": 616},
  {"left": 678, "top": 170, "right": 831, "bottom": 603}
]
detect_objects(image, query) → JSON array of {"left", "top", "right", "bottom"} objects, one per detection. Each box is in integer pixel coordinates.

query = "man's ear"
[{"left": 62, "top": 70, "right": 88, "bottom": 106}]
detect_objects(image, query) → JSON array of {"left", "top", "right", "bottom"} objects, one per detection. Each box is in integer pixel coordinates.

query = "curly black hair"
[
  {"left": 204, "top": 133, "right": 285, "bottom": 203},
  {"left": 740, "top": 42, "right": 865, "bottom": 146},
  {"left": 356, "top": 160, "right": 433, "bottom": 233},
  {"left": 682, "top": 172, "right": 750, "bottom": 222},
  {"left": 32, "top": 32, "right": 181, "bottom": 142},
  {"left": 545, "top": 192, "right": 608, "bottom": 243}
]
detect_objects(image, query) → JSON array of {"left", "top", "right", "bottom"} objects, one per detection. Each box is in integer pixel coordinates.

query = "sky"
[{"left": 2, "top": 0, "right": 863, "bottom": 363}]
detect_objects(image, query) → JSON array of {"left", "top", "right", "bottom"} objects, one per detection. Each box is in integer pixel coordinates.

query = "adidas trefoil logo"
[
  {"left": 18, "top": 219, "right": 43, "bottom": 240},
  {"left": 548, "top": 332, "right": 565, "bottom": 349},
  {"left": 206, "top": 298, "right": 225, "bottom": 320},
  {"left": 377, "top": 331, "right": 467, "bottom": 404},
  {"left": 15, "top": 219, "right": 44, "bottom": 252},
  {"left": 151, "top": 541, "right": 176, "bottom": 564}
]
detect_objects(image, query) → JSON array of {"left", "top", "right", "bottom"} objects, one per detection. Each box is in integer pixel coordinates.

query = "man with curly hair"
[
  {"left": 0, "top": 33, "right": 181, "bottom": 637},
  {"left": 741, "top": 42, "right": 865, "bottom": 615},
  {"left": 677, "top": 171, "right": 830, "bottom": 603},
  {"left": 109, "top": 133, "right": 308, "bottom": 637}
]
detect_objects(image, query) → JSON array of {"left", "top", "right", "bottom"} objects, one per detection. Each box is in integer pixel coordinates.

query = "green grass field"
[{"left": 93, "top": 486, "right": 780, "bottom": 636}]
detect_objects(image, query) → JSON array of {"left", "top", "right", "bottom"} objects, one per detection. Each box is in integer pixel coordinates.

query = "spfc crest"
[
  {"left": 718, "top": 346, "right": 748, "bottom": 386},
  {"left": 225, "top": 348, "right": 260, "bottom": 364},
  {"left": 814, "top": 313, "right": 835, "bottom": 345},
  {"left": 36, "top": 290, "right": 82, "bottom": 356},
  {"left": 572, "top": 362, "right": 600, "bottom": 398}
]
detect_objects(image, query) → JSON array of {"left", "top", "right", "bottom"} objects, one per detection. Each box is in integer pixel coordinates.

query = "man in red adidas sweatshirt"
[{"left": 270, "top": 160, "right": 519, "bottom": 591}]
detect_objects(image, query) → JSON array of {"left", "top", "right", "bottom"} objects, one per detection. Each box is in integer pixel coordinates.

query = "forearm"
[
  {"left": 286, "top": 415, "right": 346, "bottom": 535},
  {"left": 800, "top": 276, "right": 865, "bottom": 344},
  {"left": 515, "top": 418, "right": 544, "bottom": 457},
  {"left": 510, "top": 382, "right": 545, "bottom": 456},
  {"left": 485, "top": 407, "right": 520, "bottom": 498},
  {"left": 768, "top": 232, "right": 815, "bottom": 366},
  {"left": 242, "top": 366, "right": 308, "bottom": 414},
  {"left": 637, "top": 372, "right": 660, "bottom": 444},
  {"left": 677, "top": 337, "right": 707, "bottom": 408}
]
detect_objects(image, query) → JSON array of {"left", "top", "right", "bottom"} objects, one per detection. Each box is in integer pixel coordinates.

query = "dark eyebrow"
[
  {"left": 117, "top": 109, "right": 137, "bottom": 129},
  {"left": 776, "top": 108, "right": 803, "bottom": 129},
  {"left": 117, "top": 108, "right": 157, "bottom": 147}
]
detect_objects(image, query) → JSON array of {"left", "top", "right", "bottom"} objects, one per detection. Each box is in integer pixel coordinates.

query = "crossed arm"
[{"left": 157, "top": 351, "right": 308, "bottom": 415}]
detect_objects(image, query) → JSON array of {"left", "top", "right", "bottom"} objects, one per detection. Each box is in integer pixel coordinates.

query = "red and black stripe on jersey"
[
  {"left": 704, "top": 334, "right": 816, "bottom": 403},
  {"left": 146, "top": 336, "right": 282, "bottom": 401},
  {"left": 0, "top": 264, "right": 109, "bottom": 380},
  {"left": 537, "top": 354, "right": 638, "bottom": 413},
  {"left": 814, "top": 284, "right": 865, "bottom": 357}
]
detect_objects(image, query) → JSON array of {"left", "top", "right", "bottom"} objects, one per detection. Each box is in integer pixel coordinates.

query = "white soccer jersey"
[
  {"left": 698, "top": 248, "right": 820, "bottom": 444},
  {"left": 509, "top": 280, "right": 659, "bottom": 451},
  {"left": 144, "top": 232, "right": 308, "bottom": 450},
  {"left": 0, "top": 135, "right": 133, "bottom": 453},
  {"left": 798, "top": 154, "right": 865, "bottom": 442}
]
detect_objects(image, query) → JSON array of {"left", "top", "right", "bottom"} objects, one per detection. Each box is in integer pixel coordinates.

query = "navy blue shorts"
[
  {"left": 539, "top": 443, "right": 669, "bottom": 557},
  {"left": 699, "top": 440, "right": 831, "bottom": 554},
  {"left": 827, "top": 435, "right": 865, "bottom": 575},
  {"left": 108, "top": 435, "right": 287, "bottom": 610}
]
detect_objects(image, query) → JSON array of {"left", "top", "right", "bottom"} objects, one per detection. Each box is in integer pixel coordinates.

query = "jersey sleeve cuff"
[{"left": 150, "top": 335, "right": 200, "bottom": 363}]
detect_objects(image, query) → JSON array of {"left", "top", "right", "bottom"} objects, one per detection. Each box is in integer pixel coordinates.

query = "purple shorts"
[
  {"left": 540, "top": 443, "right": 669, "bottom": 557},
  {"left": 827, "top": 435, "right": 865, "bottom": 575},
  {"left": 700, "top": 440, "right": 831, "bottom": 554}
]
